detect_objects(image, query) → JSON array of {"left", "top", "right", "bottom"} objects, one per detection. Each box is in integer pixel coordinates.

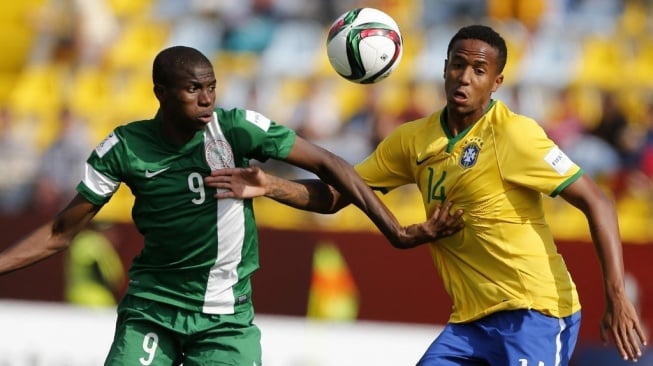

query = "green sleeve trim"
[{"left": 550, "top": 169, "right": 584, "bottom": 197}]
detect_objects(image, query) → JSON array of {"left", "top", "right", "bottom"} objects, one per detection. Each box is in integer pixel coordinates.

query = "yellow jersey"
[{"left": 355, "top": 100, "right": 583, "bottom": 323}]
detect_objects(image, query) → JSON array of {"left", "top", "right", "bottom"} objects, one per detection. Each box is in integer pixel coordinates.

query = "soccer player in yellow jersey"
[{"left": 206, "top": 25, "right": 647, "bottom": 365}]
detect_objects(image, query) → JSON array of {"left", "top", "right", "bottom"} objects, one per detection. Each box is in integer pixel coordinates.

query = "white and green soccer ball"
[{"left": 326, "top": 8, "right": 403, "bottom": 84}]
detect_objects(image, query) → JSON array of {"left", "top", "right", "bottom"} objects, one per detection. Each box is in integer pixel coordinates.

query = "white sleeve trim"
[{"left": 82, "top": 163, "right": 120, "bottom": 197}]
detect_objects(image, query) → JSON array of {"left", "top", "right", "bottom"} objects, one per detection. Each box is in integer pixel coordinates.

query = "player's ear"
[
  {"left": 443, "top": 59, "right": 448, "bottom": 79},
  {"left": 154, "top": 84, "right": 166, "bottom": 101},
  {"left": 491, "top": 74, "right": 504, "bottom": 93}
]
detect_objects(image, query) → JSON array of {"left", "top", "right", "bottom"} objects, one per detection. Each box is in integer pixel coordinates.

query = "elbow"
[
  {"left": 312, "top": 199, "right": 347, "bottom": 215},
  {"left": 47, "top": 233, "right": 74, "bottom": 254},
  {"left": 387, "top": 237, "right": 416, "bottom": 250},
  {"left": 328, "top": 191, "right": 351, "bottom": 214}
]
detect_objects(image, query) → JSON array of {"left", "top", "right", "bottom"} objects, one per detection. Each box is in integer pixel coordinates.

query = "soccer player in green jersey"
[
  {"left": 0, "top": 46, "right": 465, "bottom": 365},
  {"left": 206, "top": 25, "right": 647, "bottom": 365}
]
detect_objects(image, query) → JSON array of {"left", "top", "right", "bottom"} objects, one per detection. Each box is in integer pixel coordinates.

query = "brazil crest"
[{"left": 459, "top": 137, "right": 483, "bottom": 169}]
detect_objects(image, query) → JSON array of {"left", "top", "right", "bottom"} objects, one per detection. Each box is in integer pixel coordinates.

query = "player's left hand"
[
  {"left": 205, "top": 167, "right": 268, "bottom": 199},
  {"left": 600, "top": 293, "right": 648, "bottom": 362}
]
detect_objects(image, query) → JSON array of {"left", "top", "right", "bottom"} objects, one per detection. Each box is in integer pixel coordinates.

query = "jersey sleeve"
[
  {"left": 76, "top": 130, "right": 123, "bottom": 206},
  {"left": 355, "top": 123, "right": 416, "bottom": 193},
  {"left": 497, "top": 116, "right": 583, "bottom": 197},
  {"left": 221, "top": 108, "right": 296, "bottom": 162}
]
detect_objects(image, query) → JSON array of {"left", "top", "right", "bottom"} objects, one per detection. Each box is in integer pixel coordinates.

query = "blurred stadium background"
[{"left": 1, "top": 0, "right": 653, "bottom": 365}]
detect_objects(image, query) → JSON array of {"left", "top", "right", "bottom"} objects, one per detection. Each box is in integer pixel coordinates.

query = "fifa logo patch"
[
  {"left": 459, "top": 137, "right": 483, "bottom": 169},
  {"left": 206, "top": 138, "right": 234, "bottom": 170}
]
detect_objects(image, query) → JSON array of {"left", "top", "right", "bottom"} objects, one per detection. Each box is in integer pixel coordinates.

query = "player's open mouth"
[
  {"left": 198, "top": 114, "right": 213, "bottom": 123},
  {"left": 451, "top": 90, "right": 468, "bottom": 103}
]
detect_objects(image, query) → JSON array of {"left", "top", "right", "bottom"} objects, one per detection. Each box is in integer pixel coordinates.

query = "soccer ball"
[{"left": 326, "top": 8, "right": 403, "bottom": 84}]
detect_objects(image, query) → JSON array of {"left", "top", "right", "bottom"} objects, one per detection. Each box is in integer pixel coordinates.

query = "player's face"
[
  {"left": 443, "top": 38, "right": 503, "bottom": 120},
  {"left": 158, "top": 63, "right": 217, "bottom": 133}
]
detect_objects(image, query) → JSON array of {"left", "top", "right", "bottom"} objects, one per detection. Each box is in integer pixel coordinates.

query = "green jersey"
[{"left": 76, "top": 108, "right": 296, "bottom": 314}]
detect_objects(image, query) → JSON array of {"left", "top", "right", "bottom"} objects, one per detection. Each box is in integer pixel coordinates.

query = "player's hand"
[
  {"left": 398, "top": 201, "right": 464, "bottom": 249},
  {"left": 600, "top": 293, "right": 647, "bottom": 362},
  {"left": 431, "top": 201, "right": 464, "bottom": 239},
  {"left": 205, "top": 167, "right": 268, "bottom": 199},
  {"left": 423, "top": 201, "right": 464, "bottom": 241}
]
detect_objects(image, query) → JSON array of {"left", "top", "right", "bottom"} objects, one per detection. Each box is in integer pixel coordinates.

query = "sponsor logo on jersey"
[
  {"left": 144, "top": 167, "right": 170, "bottom": 178},
  {"left": 245, "top": 110, "right": 271, "bottom": 131},
  {"left": 459, "top": 137, "right": 483, "bottom": 169},
  {"left": 544, "top": 146, "right": 574, "bottom": 175},
  {"left": 206, "top": 138, "right": 234, "bottom": 170},
  {"left": 95, "top": 132, "right": 119, "bottom": 158}
]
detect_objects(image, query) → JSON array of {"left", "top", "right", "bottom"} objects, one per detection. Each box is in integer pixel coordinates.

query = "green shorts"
[{"left": 104, "top": 295, "right": 261, "bottom": 366}]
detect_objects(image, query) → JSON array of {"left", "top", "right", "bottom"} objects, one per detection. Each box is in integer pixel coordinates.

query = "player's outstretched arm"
[
  {"left": 207, "top": 165, "right": 345, "bottom": 213},
  {"left": 560, "top": 174, "right": 647, "bottom": 362},
  {"left": 0, "top": 194, "right": 101, "bottom": 275},
  {"left": 205, "top": 138, "right": 464, "bottom": 249}
]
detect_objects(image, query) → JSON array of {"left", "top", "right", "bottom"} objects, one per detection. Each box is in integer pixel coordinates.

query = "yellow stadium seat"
[
  {"left": 106, "top": 0, "right": 152, "bottom": 19},
  {"left": 7, "top": 64, "right": 67, "bottom": 149},
  {"left": 0, "top": 73, "right": 19, "bottom": 104},
  {"left": 0, "top": 23, "right": 36, "bottom": 71},
  {"left": 573, "top": 36, "right": 625, "bottom": 89},
  {"left": 104, "top": 20, "right": 170, "bottom": 72},
  {"left": 630, "top": 38, "right": 653, "bottom": 88}
]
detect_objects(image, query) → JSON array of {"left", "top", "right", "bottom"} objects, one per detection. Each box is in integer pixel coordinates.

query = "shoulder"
[
  {"left": 94, "top": 119, "right": 153, "bottom": 156},
  {"left": 390, "top": 112, "right": 439, "bottom": 139},
  {"left": 114, "top": 119, "right": 156, "bottom": 137},
  {"left": 216, "top": 107, "right": 276, "bottom": 132},
  {"left": 387, "top": 111, "right": 443, "bottom": 152},
  {"left": 376, "top": 111, "right": 442, "bottom": 162},
  {"left": 489, "top": 100, "right": 546, "bottom": 139}
]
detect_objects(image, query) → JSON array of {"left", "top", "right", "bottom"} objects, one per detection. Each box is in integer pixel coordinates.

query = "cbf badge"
[
  {"left": 459, "top": 137, "right": 483, "bottom": 169},
  {"left": 206, "top": 138, "right": 234, "bottom": 170}
]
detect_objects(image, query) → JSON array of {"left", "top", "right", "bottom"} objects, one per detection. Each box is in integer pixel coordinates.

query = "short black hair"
[
  {"left": 446, "top": 25, "right": 508, "bottom": 73},
  {"left": 152, "top": 46, "right": 213, "bottom": 86}
]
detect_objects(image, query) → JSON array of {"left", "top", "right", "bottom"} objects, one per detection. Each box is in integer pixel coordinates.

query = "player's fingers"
[
  {"left": 635, "top": 323, "right": 648, "bottom": 347},
  {"left": 613, "top": 324, "right": 631, "bottom": 361},
  {"left": 214, "top": 191, "right": 235, "bottom": 199},
  {"left": 439, "top": 201, "right": 454, "bottom": 219},
  {"left": 205, "top": 175, "right": 228, "bottom": 183},
  {"left": 600, "top": 322, "right": 610, "bottom": 345},
  {"left": 626, "top": 328, "right": 642, "bottom": 362},
  {"left": 429, "top": 205, "right": 442, "bottom": 222},
  {"left": 209, "top": 168, "right": 240, "bottom": 176}
]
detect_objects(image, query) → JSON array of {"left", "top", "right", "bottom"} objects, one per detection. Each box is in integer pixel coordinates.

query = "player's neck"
[
  {"left": 445, "top": 112, "right": 479, "bottom": 137},
  {"left": 445, "top": 100, "right": 494, "bottom": 136},
  {"left": 159, "top": 119, "right": 196, "bottom": 147}
]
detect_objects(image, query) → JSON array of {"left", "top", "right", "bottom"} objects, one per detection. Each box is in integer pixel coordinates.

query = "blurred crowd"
[{"left": 2, "top": 0, "right": 653, "bottom": 241}]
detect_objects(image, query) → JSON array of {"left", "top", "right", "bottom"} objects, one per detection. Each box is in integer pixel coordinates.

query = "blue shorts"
[{"left": 417, "top": 309, "right": 581, "bottom": 366}]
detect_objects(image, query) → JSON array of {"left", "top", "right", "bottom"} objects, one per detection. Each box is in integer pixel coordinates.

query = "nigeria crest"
[{"left": 206, "top": 138, "right": 234, "bottom": 170}]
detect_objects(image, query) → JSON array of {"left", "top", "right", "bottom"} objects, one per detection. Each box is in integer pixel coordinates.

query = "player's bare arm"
[
  {"left": 206, "top": 165, "right": 465, "bottom": 248},
  {"left": 0, "top": 194, "right": 101, "bottom": 275},
  {"left": 560, "top": 174, "right": 647, "bottom": 362},
  {"left": 208, "top": 166, "right": 344, "bottom": 213}
]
